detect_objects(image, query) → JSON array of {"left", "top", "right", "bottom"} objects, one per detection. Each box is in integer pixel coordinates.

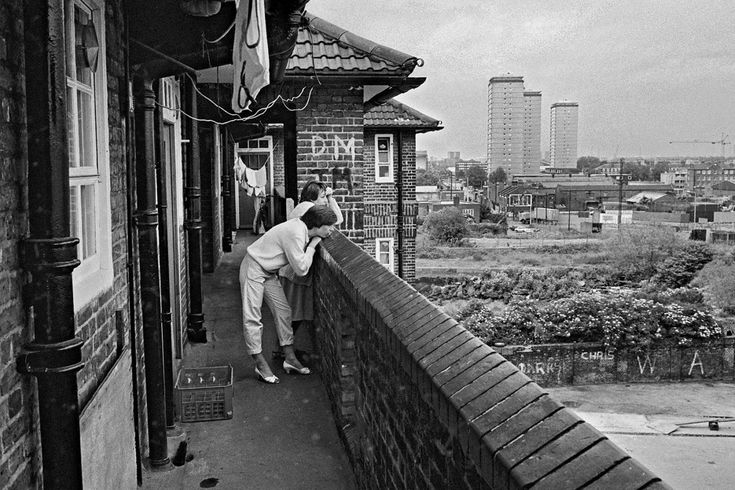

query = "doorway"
[{"left": 235, "top": 137, "right": 273, "bottom": 233}]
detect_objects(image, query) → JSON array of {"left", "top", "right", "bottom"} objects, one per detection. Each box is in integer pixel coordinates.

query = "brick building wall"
[
  {"left": 313, "top": 233, "right": 665, "bottom": 489},
  {"left": 74, "top": 0, "right": 142, "bottom": 450},
  {"left": 0, "top": 3, "right": 147, "bottom": 486},
  {"left": 0, "top": 2, "right": 37, "bottom": 487},
  {"left": 363, "top": 129, "right": 417, "bottom": 282},
  {"left": 296, "top": 86, "right": 364, "bottom": 244}
]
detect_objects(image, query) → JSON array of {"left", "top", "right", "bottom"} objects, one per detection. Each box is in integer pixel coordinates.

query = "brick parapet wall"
[{"left": 313, "top": 232, "right": 667, "bottom": 489}]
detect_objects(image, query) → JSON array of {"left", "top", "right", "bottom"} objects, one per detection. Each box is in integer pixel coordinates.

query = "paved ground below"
[
  {"left": 548, "top": 382, "right": 735, "bottom": 489},
  {"left": 142, "top": 232, "right": 356, "bottom": 490}
]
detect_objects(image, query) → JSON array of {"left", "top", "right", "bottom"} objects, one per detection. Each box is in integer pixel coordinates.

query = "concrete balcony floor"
[{"left": 143, "top": 231, "right": 356, "bottom": 489}]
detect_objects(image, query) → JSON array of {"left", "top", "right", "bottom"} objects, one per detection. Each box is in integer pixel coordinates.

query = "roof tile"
[
  {"left": 364, "top": 99, "right": 442, "bottom": 132},
  {"left": 287, "top": 13, "right": 421, "bottom": 76}
]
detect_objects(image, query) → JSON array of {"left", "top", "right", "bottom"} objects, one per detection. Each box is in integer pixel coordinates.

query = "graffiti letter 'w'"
[{"left": 636, "top": 354, "right": 656, "bottom": 375}]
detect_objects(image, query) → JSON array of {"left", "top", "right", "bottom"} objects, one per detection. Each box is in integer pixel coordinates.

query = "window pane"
[
  {"left": 67, "top": 86, "right": 78, "bottom": 168},
  {"left": 77, "top": 90, "right": 97, "bottom": 168},
  {"left": 377, "top": 151, "right": 389, "bottom": 164},
  {"left": 378, "top": 164, "right": 390, "bottom": 178},
  {"left": 70, "top": 185, "right": 79, "bottom": 241},
  {"left": 81, "top": 184, "right": 96, "bottom": 258},
  {"left": 379, "top": 241, "right": 390, "bottom": 253}
]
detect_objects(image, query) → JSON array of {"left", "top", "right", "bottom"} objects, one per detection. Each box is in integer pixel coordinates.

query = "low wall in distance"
[{"left": 499, "top": 339, "right": 735, "bottom": 387}]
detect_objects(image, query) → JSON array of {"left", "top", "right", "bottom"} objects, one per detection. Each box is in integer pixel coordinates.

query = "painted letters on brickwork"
[
  {"left": 309, "top": 134, "right": 356, "bottom": 193},
  {"left": 688, "top": 350, "right": 704, "bottom": 376},
  {"left": 636, "top": 354, "right": 656, "bottom": 375},
  {"left": 311, "top": 135, "right": 356, "bottom": 162}
]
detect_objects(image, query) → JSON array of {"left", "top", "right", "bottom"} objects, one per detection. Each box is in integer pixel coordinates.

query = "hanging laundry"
[
  {"left": 244, "top": 166, "right": 258, "bottom": 187},
  {"left": 252, "top": 165, "right": 267, "bottom": 188},
  {"left": 231, "top": 0, "right": 269, "bottom": 112},
  {"left": 234, "top": 156, "right": 247, "bottom": 183}
]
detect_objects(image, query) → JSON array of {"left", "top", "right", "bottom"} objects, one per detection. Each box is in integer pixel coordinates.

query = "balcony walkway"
[{"left": 143, "top": 232, "right": 356, "bottom": 489}]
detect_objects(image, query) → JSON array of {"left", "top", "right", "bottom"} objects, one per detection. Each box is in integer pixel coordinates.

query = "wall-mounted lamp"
[{"left": 82, "top": 21, "right": 99, "bottom": 72}]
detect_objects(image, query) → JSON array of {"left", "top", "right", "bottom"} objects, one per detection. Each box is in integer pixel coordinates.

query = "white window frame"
[
  {"left": 374, "top": 134, "right": 394, "bottom": 183},
  {"left": 375, "top": 238, "right": 395, "bottom": 271},
  {"left": 66, "top": 0, "right": 113, "bottom": 310}
]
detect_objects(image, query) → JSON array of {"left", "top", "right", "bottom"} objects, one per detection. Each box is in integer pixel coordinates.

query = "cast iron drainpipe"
[
  {"left": 134, "top": 75, "right": 170, "bottom": 467},
  {"left": 16, "top": 1, "right": 84, "bottom": 487},
  {"left": 153, "top": 81, "right": 176, "bottom": 429},
  {"left": 396, "top": 131, "right": 404, "bottom": 278},
  {"left": 184, "top": 75, "right": 206, "bottom": 343}
]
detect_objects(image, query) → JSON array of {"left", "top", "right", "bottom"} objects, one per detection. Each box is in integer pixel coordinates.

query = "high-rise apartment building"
[
  {"left": 549, "top": 102, "right": 579, "bottom": 168},
  {"left": 523, "top": 91, "right": 542, "bottom": 174},
  {"left": 487, "top": 76, "right": 541, "bottom": 177}
]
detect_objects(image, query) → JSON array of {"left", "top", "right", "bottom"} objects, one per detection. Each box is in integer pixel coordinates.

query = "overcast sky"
[{"left": 309, "top": 0, "right": 735, "bottom": 160}]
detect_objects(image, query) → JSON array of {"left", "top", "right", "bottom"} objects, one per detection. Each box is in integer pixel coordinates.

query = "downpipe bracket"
[{"left": 16, "top": 337, "right": 85, "bottom": 376}]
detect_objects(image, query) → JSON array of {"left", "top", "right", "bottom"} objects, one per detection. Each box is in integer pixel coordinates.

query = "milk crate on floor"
[{"left": 175, "top": 365, "right": 233, "bottom": 422}]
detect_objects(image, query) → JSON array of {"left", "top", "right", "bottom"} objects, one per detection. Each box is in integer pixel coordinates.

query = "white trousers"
[{"left": 239, "top": 253, "right": 293, "bottom": 355}]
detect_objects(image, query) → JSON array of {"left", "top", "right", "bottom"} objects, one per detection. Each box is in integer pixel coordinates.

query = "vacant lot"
[{"left": 416, "top": 225, "right": 693, "bottom": 277}]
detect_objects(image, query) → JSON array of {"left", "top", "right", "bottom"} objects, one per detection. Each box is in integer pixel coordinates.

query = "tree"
[
  {"left": 577, "top": 156, "right": 601, "bottom": 171},
  {"left": 623, "top": 162, "right": 651, "bottom": 181},
  {"left": 416, "top": 168, "right": 441, "bottom": 186},
  {"left": 651, "top": 161, "right": 670, "bottom": 181},
  {"left": 466, "top": 166, "right": 487, "bottom": 188},
  {"left": 488, "top": 167, "right": 507, "bottom": 184},
  {"left": 422, "top": 207, "right": 468, "bottom": 245}
]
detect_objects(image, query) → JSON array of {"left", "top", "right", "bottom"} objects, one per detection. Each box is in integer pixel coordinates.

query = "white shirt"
[{"left": 246, "top": 218, "right": 314, "bottom": 277}]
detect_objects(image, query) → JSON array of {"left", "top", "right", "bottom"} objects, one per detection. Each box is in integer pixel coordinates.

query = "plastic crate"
[{"left": 175, "top": 365, "right": 233, "bottom": 422}]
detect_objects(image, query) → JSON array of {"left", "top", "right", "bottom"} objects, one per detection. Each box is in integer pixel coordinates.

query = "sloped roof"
[
  {"left": 626, "top": 191, "right": 669, "bottom": 203},
  {"left": 364, "top": 99, "right": 442, "bottom": 133},
  {"left": 713, "top": 180, "right": 735, "bottom": 190},
  {"left": 287, "top": 13, "right": 422, "bottom": 78}
]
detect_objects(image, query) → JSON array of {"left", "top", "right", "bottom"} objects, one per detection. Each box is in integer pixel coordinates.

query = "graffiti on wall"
[
  {"left": 307, "top": 134, "right": 357, "bottom": 193},
  {"left": 308, "top": 167, "right": 354, "bottom": 193},
  {"left": 311, "top": 135, "right": 355, "bottom": 163}
]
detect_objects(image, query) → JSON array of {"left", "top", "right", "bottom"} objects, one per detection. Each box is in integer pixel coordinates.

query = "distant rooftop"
[
  {"left": 489, "top": 75, "right": 524, "bottom": 83},
  {"left": 551, "top": 101, "right": 579, "bottom": 108},
  {"left": 364, "top": 99, "right": 442, "bottom": 133}
]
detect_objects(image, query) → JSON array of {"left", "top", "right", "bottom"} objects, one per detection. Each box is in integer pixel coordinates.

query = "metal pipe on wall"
[
  {"left": 153, "top": 81, "right": 176, "bottom": 428},
  {"left": 133, "top": 75, "right": 170, "bottom": 467},
  {"left": 16, "top": 1, "right": 84, "bottom": 487},
  {"left": 396, "top": 131, "right": 404, "bottom": 278},
  {"left": 184, "top": 75, "right": 207, "bottom": 342},
  {"left": 221, "top": 127, "right": 234, "bottom": 252}
]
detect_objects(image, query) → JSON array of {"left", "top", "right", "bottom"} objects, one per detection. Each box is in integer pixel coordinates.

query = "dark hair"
[
  {"left": 300, "top": 205, "right": 338, "bottom": 229},
  {"left": 300, "top": 180, "right": 327, "bottom": 203}
]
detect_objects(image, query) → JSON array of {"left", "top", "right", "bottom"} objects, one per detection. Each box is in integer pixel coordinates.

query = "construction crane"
[{"left": 669, "top": 134, "right": 732, "bottom": 157}]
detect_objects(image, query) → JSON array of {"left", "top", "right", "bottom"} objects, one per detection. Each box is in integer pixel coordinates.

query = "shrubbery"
[
  {"left": 459, "top": 290, "right": 721, "bottom": 349},
  {"left": 468, "top": 222, "right": 506, "bottom": 236},
  {"left": 425, "top": 266, "right": 615, "bottom": 303},
  {"left": 692, "top": 257, "right": 735, "bottom": 314},
  {"left": 650, "top": 242, "right": 714, "bottom": 288},
  {"left": 421, "top": 207, "right": 469, "bottom": 245}
]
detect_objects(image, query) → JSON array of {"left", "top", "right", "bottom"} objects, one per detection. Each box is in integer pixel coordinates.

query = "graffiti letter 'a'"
[{"left": 688, "top": 350, "right": 704, "bottom": 376}]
